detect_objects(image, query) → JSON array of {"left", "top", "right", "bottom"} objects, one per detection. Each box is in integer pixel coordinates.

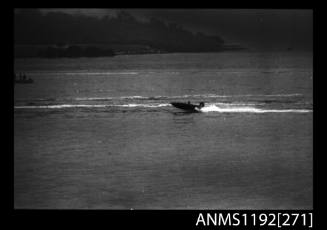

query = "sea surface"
[{"left": 14, "top": 51, "right": 313, "bottom": 209}]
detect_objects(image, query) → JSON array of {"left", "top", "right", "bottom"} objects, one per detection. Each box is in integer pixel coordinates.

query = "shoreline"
[{"left": 14, "top": 44, "right": 246, "bottom": 59}]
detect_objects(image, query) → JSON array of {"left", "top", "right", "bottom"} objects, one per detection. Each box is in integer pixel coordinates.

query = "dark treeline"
[{"left": 14, "top": 9, "right": 226, "bottom": 54}]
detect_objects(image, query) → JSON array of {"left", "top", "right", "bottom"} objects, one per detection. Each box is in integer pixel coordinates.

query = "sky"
[{"left": 40, "top": 9, "right": 313, "bottom": 50}]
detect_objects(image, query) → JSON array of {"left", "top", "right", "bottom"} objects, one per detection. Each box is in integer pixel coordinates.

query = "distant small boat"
[
  {"left": 15, "top": 79, "right": 34, "bottom": 84},
  {"left": 171, "top": 102, "right": 205, "bottom": 112}
]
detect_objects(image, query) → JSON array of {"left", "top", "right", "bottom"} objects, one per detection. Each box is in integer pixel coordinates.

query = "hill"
[{"left": 14, "top": 9, "right": 243, "bottom": 58}]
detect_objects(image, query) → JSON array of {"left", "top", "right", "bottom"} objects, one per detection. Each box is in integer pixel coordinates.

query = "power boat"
[{"left": 171, "top": 101, "right": 205, "bottom": 112}]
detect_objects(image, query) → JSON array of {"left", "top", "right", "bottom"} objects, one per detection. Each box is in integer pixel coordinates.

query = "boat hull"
[{"left": 171, "top": 102, "right": 200, "bottom": 112}]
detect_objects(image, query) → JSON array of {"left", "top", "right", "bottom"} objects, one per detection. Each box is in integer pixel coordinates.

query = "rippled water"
[{"left": 14, "top": 52, "right": 312, "bottom": 209}]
